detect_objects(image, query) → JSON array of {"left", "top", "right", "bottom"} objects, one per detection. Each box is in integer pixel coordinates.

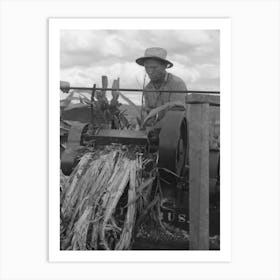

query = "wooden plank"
[
  {"left": 186, "top": 93, "right": 220, "bottom": 106},
  {"left": 189, "top": 103, "right": 210, "bottom": 250},
  {"left": 85, "top": 129, "right": 147, "bottom": 146}
]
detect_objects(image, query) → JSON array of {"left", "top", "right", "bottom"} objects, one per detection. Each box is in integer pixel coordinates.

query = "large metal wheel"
[{"left": 158, "top": 110, "right": 188, "bottom": 184}]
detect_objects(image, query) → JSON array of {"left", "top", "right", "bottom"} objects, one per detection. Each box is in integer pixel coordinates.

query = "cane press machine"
[{"left": 60, "top": 83, "right": 220, "bottom": 232}]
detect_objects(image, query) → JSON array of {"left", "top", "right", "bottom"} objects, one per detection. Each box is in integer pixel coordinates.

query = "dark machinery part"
[
  {"left": 60, "top": 111, "right": 188, "bottom": 178},
  {"left": 158, "top": 110, "right": 188, "bottom": 185},
  {"left": 61, "top": 125, "right": 148, "bottom": 175},
  {"left": 84, "top": 129, "right": 147, "bottom": 146},
  {"left": 61, "top": 122, "right": 88, "bottom": 175},
  {"left": 61, "top": 111, "right": 219, "bottom": 193}
]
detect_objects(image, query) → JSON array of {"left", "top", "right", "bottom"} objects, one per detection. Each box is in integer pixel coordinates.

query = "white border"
[{"left": 49, "top": 18, "right": 231, "bottom": 262}]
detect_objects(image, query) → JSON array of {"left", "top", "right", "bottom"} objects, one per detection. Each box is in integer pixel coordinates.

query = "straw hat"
[{"left": 136, "top": 47, "right": 173, "bottom": 68}]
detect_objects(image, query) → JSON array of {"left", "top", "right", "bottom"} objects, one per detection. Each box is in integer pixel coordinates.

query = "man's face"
[{"left": 144, "top": 59, "right": 167, "bottom": 82}]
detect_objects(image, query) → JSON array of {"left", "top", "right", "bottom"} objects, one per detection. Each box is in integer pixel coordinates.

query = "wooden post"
[{"left": 189, "top": 103, "right": 210, "bottom": 250}]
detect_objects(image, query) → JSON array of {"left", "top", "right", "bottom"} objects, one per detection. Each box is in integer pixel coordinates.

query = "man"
[{"left": 136, "top": 47, "right": 187, "bottom": 114}]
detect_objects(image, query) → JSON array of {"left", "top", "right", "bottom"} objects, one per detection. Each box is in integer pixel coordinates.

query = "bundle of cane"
[{"left": 60, "top": 145, "right": 157, "bottom": 250}]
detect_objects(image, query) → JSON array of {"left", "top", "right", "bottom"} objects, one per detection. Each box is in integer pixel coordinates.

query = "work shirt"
[{"left": 143, "top": 72, "right": 187, "bottom": 113}]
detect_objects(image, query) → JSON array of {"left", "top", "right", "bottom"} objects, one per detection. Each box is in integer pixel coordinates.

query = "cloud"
[
  {"left": 61, "top": 62, "right": 146, "bottom": 88},
  {"left": 60, "top": 29, "right": 220, "bottom": 103}
]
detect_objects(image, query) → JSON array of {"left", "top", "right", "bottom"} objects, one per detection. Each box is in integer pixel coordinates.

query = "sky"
[{"left": 60, "top": 30, "right": 220, "bottom": 105}]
